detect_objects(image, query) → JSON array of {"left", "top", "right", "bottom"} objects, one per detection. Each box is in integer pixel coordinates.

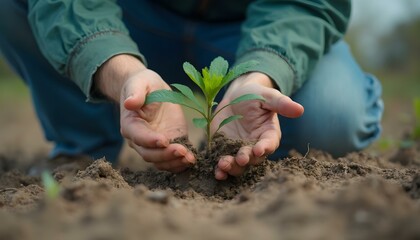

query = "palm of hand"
[
  {"left": 136, "top": 101, "right": 188, "bottom": 140},
  {"left": 212, "top": 97, "right": 278, "bottom": 143},
  {"left": 119, "top": 70, "right": 195, "bottom": 173}
]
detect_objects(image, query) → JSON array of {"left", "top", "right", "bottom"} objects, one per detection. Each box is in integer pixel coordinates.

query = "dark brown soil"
[
  {"left": 122, "top": 133, "right": 270, "bottom": 200},
  {"left": 1, "top": 137, "right": 420, "bottom": 240}
]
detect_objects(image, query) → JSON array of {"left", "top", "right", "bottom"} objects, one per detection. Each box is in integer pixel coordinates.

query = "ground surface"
[
  {"left": 0, "top": 96, "right": 419, "bottom": 240},
  {"left": 0, "top": 73, "right": 419, "bottom": 239}
]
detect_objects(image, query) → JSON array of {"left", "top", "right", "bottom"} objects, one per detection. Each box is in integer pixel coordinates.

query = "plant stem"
[{"left": 206, "top": 103, "right": 212, "bottom": 154}]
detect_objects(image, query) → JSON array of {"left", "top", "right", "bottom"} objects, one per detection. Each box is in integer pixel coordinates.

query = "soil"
[
  {"left": 0, "top": 135, "right": 420, "bottom": 240},
  {"left": 1, "top": 100, "right": 420, "bottom": 240}
]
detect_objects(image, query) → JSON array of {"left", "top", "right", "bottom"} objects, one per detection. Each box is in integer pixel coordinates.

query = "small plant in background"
[
  {"left": 41, "top": 171, "right": 60, "bottom": 200},
  {"left": 146, "top": 56, "right": 265, "bottom": 150}
]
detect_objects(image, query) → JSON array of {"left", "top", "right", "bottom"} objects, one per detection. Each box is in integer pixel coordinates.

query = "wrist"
[{"left": 93, "top": 54, "right": 146, "bottom": 102}]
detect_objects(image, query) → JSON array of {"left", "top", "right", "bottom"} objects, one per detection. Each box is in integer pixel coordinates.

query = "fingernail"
[
  {"left": 174, "top": 150, "right": 184, "bottom": 157},
  {"left": 219, "top": 158, "right": 230, "bottom": 170},
  {"left": 156, "top": 140, "right": 167, "bottom": 147},
  {"left": 215, "top": 168, "right": 227, "bottom": 181},
  {"left": 185, "top": 153, "right": 195, "bottom": 164},
  {"left": 124, "top": 95, "right": 133, "bottom": 102},
  {"left": 254, "top": 148, "right": 264, "bottom": 157}
]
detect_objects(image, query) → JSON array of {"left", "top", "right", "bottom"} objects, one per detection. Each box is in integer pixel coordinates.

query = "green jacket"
[{"left": 27, "top": 0, "right": 350, "bottom": 101}]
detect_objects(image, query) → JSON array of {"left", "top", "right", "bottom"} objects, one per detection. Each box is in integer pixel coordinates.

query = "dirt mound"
[{"left": 122, "top": 133, "right": 272, "bottom": 200}]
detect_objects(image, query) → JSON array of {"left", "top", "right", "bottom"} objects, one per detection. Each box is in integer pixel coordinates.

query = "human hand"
[
  {"left": 212, "top": 72, "right": 304, "bottom": 180},
  {"left": 95, "top": 55, "right": 195, "bottom": 172}
]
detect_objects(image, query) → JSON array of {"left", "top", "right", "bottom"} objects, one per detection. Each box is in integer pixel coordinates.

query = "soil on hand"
[
  {"left": 1, "top": 137, "right": 420, "bottom": 240},
  {"left": 122, "top": 133, "right": 270, "bottom": 200}
]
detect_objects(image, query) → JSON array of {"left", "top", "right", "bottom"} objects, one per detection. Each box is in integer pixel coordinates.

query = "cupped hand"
[
  {"left": 212, "top": 72, "right": 304, "bottom": 180},
  {"left": 119, "top": 69, "right": 196, "bottom": 172}
]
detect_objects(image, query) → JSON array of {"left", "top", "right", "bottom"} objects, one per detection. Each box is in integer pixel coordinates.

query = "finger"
[
  {"left": 236, "top": 144, "right": 268, "bottom": 166},
  {"left": 217, "top": 156, "right": 235, "bottom": 172},
  {"left": 215, "top": 167, "right": 228, "bottom": 180},
  {"left": 143, "top": 145, "right": 195, "bottom": 164},
  {"left": 236, "top": 146, "right": 253, "bottom": 167},
  {"left": 124, "top": 94, "right": 145, "bottom": 111},
  {"left": 217, "top": 155, "right": 246, "bottom": 177},
  {"left": 121, "top": 118, "right": 169, "bottom": 148},
  {"left": 252, "top": 129, "right": 281, "bottom": 158},
  {"left": 131, "top": 143, "right": 196, "bottom": 164},
  {"left": 227, "top": 163, "right": 246, "bottom": 177},
  {"left": 170, "top": 166, "right": 189, "bottom": 173},
  {"left": 122, "top": 71, "right": 164, "bottom": 110},
  {"left": 122, "top": 78, "right": 148, "bottom": 111},
  {"left": 262, "top": 89, "right": 304, "bottom": 118}
]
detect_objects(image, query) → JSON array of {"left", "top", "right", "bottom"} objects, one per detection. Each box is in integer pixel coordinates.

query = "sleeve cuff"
[
  {"left": 67, "top": 30, "right": 146, "bottom": 102},
  {"left": 234, "top": 48, "right": 296, "bottom": 96}
]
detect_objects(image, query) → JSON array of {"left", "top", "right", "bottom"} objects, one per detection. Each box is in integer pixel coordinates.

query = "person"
[{"left": 0, "top": 0, "right": 383, "bottom": 180}]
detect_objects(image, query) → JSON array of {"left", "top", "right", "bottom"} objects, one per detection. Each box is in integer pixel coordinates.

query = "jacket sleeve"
[
  {"left": 235, "top": 0, "right": 351, "bottom": 96},
  {"left": 27, "top": 0, "right": 145, "bottom": 101}
]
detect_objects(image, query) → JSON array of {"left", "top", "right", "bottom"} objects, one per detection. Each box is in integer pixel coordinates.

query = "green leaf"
[
  {"left": 41, "top": 171, "right": 60, "bottom": 199},
  {"left": 201, "top": 67, "right": 210, "bottom": 91},
  {"left": 221, "top": 60, "right": 259, "bottom": 88},
  {"left": 171, "top": 83, "right": 204, "bottom": 112},
  {"left": 193, "top": 117, "right": 208, "bottom": 129},
  {"left": 230, "top": 94, "right": 265, "bottom": 105},
  {"left": 145, "top": 89, "right": 205, "bottom": 115},
  {"left": 183, "top": 62, "right": 205, "bottom": 91},
  {"left": 201, "top": 67, "right": 221, "bottom": 103},
  {"left": 145, "top": 89, "right": 188, "bottom": 105},
  {"left": 209, "top": 56, "right": 229, "bottom": 80},
  {"left": 217, "top": 115, "right": 243, "bottom": 132},
  {"left": 202, "top": 57, "right": 229, "bottom": 103},
  {"left": 212, "top": 94, "right": 265, "bottom": 119}
]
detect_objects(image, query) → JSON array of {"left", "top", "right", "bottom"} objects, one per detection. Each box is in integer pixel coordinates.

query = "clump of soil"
[
  {"left": 404, "top": 174, "right": 420, "bottom": 199},
  {"left": 72, "top": 158, "right": 130, "bottom": 189},
  {"left": 0, "top": 170, "right": 42, "bottom": 211},
  {"left": 390, "top": 140, "right": 420, "bottom": 166}
]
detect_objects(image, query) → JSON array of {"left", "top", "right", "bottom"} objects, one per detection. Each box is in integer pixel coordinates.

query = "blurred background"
[{"left": 0, "top": 0, "right": 419, "bottom": 164}]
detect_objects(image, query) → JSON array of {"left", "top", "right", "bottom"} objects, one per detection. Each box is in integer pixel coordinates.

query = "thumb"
[
  {"left": 122, "top": 79, "right": 147, "bottom": 111},
  {"left": 262, "top": 88, "right": 304, "bottom": 118}
]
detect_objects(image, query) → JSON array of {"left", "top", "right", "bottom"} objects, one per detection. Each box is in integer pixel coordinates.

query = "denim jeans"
[{"left": 0, "top": 0, "right": 383, "bottom": 163}]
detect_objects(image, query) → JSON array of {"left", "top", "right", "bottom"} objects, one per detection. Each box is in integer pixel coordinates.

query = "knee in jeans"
[
  {"left": 320, "top": 96, "right": 382, "bottom": 156},
  {"left": 295, "top": 91, "right": 381, "bottom": 157}
]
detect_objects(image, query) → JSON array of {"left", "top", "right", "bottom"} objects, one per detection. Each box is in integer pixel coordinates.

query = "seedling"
[
  {"left": 41, "top": 171, "right": 60, "bottom": 200},
  {"left": 145, "top": 56, "right": 265, "bottom": 150}
]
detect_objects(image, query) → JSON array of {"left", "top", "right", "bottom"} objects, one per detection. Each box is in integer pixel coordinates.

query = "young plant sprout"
[
  {"left": 145, "top": 56, "right": 265, "bottom": 150},
  {"left": 41, "top": 171, "right": 60, "bottom": 199}
]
